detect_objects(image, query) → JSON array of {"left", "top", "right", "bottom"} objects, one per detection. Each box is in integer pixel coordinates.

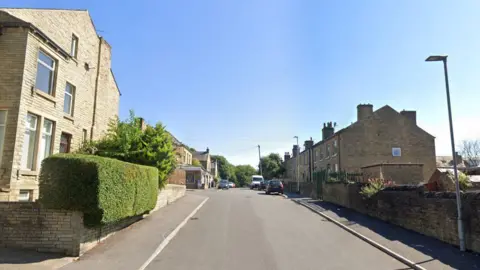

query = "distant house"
[
  {"left": 436, "top": 154, "right": 479, "bottom": 169},
  {"left": 168, "top": 132, "right": 193, "bottom": 166},
  {"left": 284, "top": 104, "right": 436, "bottom": 183},
  {"left": 190, "top": 148, "right": 214, "bottom": 188}
]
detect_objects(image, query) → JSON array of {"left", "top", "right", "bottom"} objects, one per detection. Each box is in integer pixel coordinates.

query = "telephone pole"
[{"left": 257, "top": 145, "right": 263, "bottom": 176}]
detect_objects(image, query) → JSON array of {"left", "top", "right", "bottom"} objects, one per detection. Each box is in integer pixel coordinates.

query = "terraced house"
[
  {"left": 0, "top": 8, "right": 120, "bottom": 201},
  {"left": 284, "top": 104, "right": 436, "bottom": 183}
]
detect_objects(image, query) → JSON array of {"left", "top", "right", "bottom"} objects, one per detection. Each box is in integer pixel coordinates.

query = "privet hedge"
[{"left": 39, "top": 154, "right": 158, "bottom": 226}]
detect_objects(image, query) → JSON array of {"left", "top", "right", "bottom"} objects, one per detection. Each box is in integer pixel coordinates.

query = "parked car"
[
  {"left": 228, "top": 182, "right": 235, "bottom": 188},
  {"left": 218, "top": 180, "right": 230, "bottom": 189},
  {"left": 250, "top": 175, "right": 264, "bottom": 189},
  {"left": 266, "top": 180, "right": 284, "bottom": 195},
  {"left": 260, "top": 180, "right": 270, "bottom": 190}
]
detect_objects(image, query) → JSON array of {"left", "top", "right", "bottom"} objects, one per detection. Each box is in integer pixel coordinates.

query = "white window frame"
[
  {"left": 64, "top": 83, "right": 75, "bottom": 115},
  {"left": 18, "top": 190, "right": 32, "bottom": 202},
  {"left": 71, "top": 34, "right": 79, "bottom": 58},
  {"left": 333, "top": 140, "right": 338, "bottom": 156},
  {"left": 21, "top": 113, "right": 39, "bottom": 170},
  {"left": 37, "top": 118, "right": 54, "bottom": 169},
  {"left": 0, "top": 110, "right": 7, "bottom": 166},
  {"left": 392, "top": 147, "right": 402, "bottom": 157},
  {"left": 36, "top": 51, "right": 56, "bottom": 95}
]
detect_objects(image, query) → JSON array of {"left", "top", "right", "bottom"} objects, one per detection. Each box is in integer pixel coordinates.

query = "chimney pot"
[{"left": 400, "top": 110, "right": 417, "bottom": 125}]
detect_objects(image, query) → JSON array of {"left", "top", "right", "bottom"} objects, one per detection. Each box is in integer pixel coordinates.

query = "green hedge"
[{"left": 39, "top": 154, "right": 158, "bottom": 227}]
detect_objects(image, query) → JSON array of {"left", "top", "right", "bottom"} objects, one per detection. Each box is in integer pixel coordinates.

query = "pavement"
[
  {"left": 2, "top": 188, "right": 479, "bottom": 269},
  {"left": 287, "top": 193, "right": 480, "bottom": 270}
]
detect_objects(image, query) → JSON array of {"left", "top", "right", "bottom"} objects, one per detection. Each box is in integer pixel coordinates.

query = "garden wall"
[
  {"left": 0, "top": 184, "right": 186, "bottom": 256},
  {"left": 322, "top": 182, "right": 480, "bottom": 253}
]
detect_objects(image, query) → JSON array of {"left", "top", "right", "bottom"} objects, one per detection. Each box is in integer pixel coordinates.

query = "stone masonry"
[
  {"left": 284, "top": 104, "right": 436, "bottom": 184},
  {"left": 0, "top": 9, "right": 120, "bottom": 201}
]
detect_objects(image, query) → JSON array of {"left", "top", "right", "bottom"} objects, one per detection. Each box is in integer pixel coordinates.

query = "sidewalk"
[
  {"left": 286, "top": 193, "right": 480, "bottom": 270},
  {"left": 0, "top": 193, "right": 207, "bottom": 270}
]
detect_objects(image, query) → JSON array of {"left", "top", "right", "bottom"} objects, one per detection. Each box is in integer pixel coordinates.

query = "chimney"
[
  {"left": 284, "top": 152, "right": 291, "bottom": 161},
  {"left": 206, "top": 147, "right": 210, "bottom": 154},
  {"left": 357, "top": 104, "right": 373, "bottom": 121},
  {"left": 139, "top": 117, "right": 147, "bottom": 131},
  {"left": 322, "top": 122, "right": 335, "bottom": 140},
  {"left": 292, "top": 145, "right": 299, "bottom": 157},
  {"left": 304, "top": 137, "right": 314, "bottom": 150},
  {"left": 400, "top": 110, "right": 417, "bottom": 125}
]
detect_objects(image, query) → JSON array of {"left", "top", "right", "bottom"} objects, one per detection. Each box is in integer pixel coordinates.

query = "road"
[{"left": 145, "top": 188, "right": 407, "bottom": 270}]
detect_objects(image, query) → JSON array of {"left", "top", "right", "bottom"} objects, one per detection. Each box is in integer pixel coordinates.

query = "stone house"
[
  {"left": 284, "top": 104, "right": 436, "bottom": 183},
  {"left": 0, "top": 9, "right": 120, "bottom": 201},
  {"left": 193, "top": 148, "right": 214, "bottom": 187},
  {"left": 168, "top": 131, "right": 193, "bottom": 166}
]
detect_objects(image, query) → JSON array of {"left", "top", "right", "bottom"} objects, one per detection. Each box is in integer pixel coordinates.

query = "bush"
[
  {"left": 360, "top": 178, "right": 395, "bottom": 198},
  {"left": 39, "top": 154, "right": 158, "bottom": 227},
  {"left": 77, "top": 111, "right": 176, "bottom": 189}
]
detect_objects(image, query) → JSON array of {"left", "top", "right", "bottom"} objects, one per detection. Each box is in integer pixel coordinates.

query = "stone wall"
[
  {"left": 153, "top": 184, "right": 186, "bottom": 212},
  {"left": 361, "top": 163, "right": 424, "bottom": 184},
  {"left": 322, "top": 182, "right": 480, "bottom": 253},
  {"left": 0, "top": 185, "right": 186, "bottom": 256},
  {"left": 168, "top": 168, "right": 186, "bottom": 185},
  {"left": 0, "top": 202, "right": 83, "bottom": 255}
]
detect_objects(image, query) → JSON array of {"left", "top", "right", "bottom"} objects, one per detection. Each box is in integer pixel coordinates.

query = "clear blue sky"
[{"left": 4, "top": 0, "right": 480, "bottom": 167}]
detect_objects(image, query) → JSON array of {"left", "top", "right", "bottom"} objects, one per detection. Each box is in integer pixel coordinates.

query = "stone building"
[
  {"left": 284, "top": 104, "right": 436, "bottom": 183},
  {"left": 0, "top": 9, "right": 120, "bottom": 201}
]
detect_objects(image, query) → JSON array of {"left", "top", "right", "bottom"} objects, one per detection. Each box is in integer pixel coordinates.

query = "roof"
[
  {"left": 194, "top": 151, "right": 209, "bottom": 161},
  {"left": 110, "top": 69, "right": 122, "bottom": 96},
  {"left": 166, "top": 131, "right": 183, "bottom": 147},
  {"left": 0, "top": 10, "right": 71, "bottom": 58}
]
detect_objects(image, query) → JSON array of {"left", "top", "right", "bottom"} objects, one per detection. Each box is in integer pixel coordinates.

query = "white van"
[{"left": 250, "top": 175, "right": 264, "bottom": 189}]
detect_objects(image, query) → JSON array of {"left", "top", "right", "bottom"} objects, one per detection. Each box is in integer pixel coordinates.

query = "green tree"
[
  {"left": 235, "top": 165, "right": 257, "bottom": 187},
  {"left": 192, "top": 158, "right": 202, "bottom": 167},
  {"left": 78, "top": 110, "right": 176, "bottom": 188},
  {"left": 260, "top": 153, "right": 285, "bottom": 180},
  {"left": 212, "top": 155, "right": 237, "bottom": 183}
]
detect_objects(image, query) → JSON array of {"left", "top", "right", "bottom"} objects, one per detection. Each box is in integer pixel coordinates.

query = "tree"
[
  {"left": 235, "top": 165, "right": 257, "bottom": 187},
  {"left": 260, "top": 153, "right": 285, "bottom": 180},
  {"left": 77, "top": 110, "right": 177, "bottom": 188},
  {"left": 192, "top": 158, "right": 202, "bottom": 167},
  {"left": 212, "top": 155, "right": 236, "bottom": 183},
  {"left": 459, "top": 140, "right": 480, "bottom": 167}
]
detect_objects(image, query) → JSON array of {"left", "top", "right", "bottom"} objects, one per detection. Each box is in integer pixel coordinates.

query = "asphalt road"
[{"left": 145, "top": 188, "right": 407, "bottom": 270}]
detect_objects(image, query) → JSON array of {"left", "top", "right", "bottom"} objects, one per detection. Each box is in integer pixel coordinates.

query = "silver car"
[{"left": 218, "top": 180, "right": 230, "bottom": 189}]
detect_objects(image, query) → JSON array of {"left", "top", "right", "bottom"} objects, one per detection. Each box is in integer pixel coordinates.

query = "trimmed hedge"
[{"left": 39, "top": 154, "right": 158, "bottom": 226}]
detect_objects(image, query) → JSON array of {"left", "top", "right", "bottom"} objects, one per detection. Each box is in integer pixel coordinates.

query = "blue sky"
[{"left": 3, "top": 0, "right": 480, "bottom": 167}]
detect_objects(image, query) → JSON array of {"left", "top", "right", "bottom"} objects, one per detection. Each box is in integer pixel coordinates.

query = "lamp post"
[
  {"left": 294, "top": 136, "right": 300, "bottom": 193},
  {"left": 425, "top": 55, "right": 465, "bottom": 251}
]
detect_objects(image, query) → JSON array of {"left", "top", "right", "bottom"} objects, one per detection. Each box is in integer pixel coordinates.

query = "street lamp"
[
  {"left": 293, "top": 136, "right": 300, "bottom": 193},
  {"left": 426, "top": 54, "right": 465, "bottom": 251}
]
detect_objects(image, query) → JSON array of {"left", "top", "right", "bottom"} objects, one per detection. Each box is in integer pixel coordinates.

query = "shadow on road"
[
  {"left": 256, "top": 192, "right": 283, "bottom": 196},
  {"left": 311, "top": 201, "right": 480, "bottom": 269}
]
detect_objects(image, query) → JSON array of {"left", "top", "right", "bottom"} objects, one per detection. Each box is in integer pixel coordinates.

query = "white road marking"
[{"left": 137, "top": 197, "right": 209, "bottom": 270}]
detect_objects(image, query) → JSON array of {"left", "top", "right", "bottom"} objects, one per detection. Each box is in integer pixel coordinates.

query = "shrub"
[
  {"left": 39, "top": 154, "right": 158, "bottom": 227},
  {"left": 458, "top": 172, "right": 472, "bottom": 191},
  {"left": 360, "top": 178, "right": 394, "bottom": 198},
  {"left": 77, "top": 111, "right": 176, "bottom": 189}
]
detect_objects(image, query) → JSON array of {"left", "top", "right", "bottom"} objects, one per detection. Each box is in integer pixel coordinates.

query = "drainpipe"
[{"left": 91, "top": 37, "right": 103, "bottom": 140}]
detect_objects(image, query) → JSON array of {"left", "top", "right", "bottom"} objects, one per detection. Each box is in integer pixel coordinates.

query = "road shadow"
[
  {"left": 0, "top": 247, "right": 70, "bottom": 264},
  {"left": 257, "top": 192, "right": 283, "bottom": 196},
  {"left": 312, "top": 201, "right": 480, "bottom": 269}
]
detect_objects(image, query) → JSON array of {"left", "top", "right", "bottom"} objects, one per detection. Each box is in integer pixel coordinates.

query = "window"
[
  {"left": 333, "top": 140, "right": 338, "bottom": 155},
  {"left": 334, "top": 164, "right": 338, "bottom": 172},
  {"left": 320, "top": 146, "right": 323, "bottom": 160},
  {"left": 327, "top": 144, "right": 331, "bottom": 158},
  {"left": 35, "top": 51, "right": 55, "bottom": 95},
  {"left": 63, "top": 83, "right": 75, "bottom": 115},
  {"left": 0, "top": 111, "right": 7, "bottom": 165},
  {"left": 71, "top": 34, "right": 79, "bottom": 58},
  {"left": 38, "top": 119, "right": 54, "bottom": 168},
  {"left": 60, "top": 133, "right": 72, "bottom": 153},
  {"left": 21, "top": 114, "right": 38, "bottom": 170},
  {"left": 18, "top": 190, "right": 32, "bottom": 202},
  {"left": 82, "top": 129, "right": 88, "bottom": 142},
  {"left": 392, "top": 147, "right": 402, "bottom": 157}
]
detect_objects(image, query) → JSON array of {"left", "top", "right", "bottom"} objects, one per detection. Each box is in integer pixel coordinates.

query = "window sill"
[
  {"left": 35, "top": 89, "right": 56, "bottom": 104},
  {"left": 19, "top": 170, "right": 38, "bottom": 176},
  {"left": 63, "top": 114, "right": 74, "bottom": 122}
]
